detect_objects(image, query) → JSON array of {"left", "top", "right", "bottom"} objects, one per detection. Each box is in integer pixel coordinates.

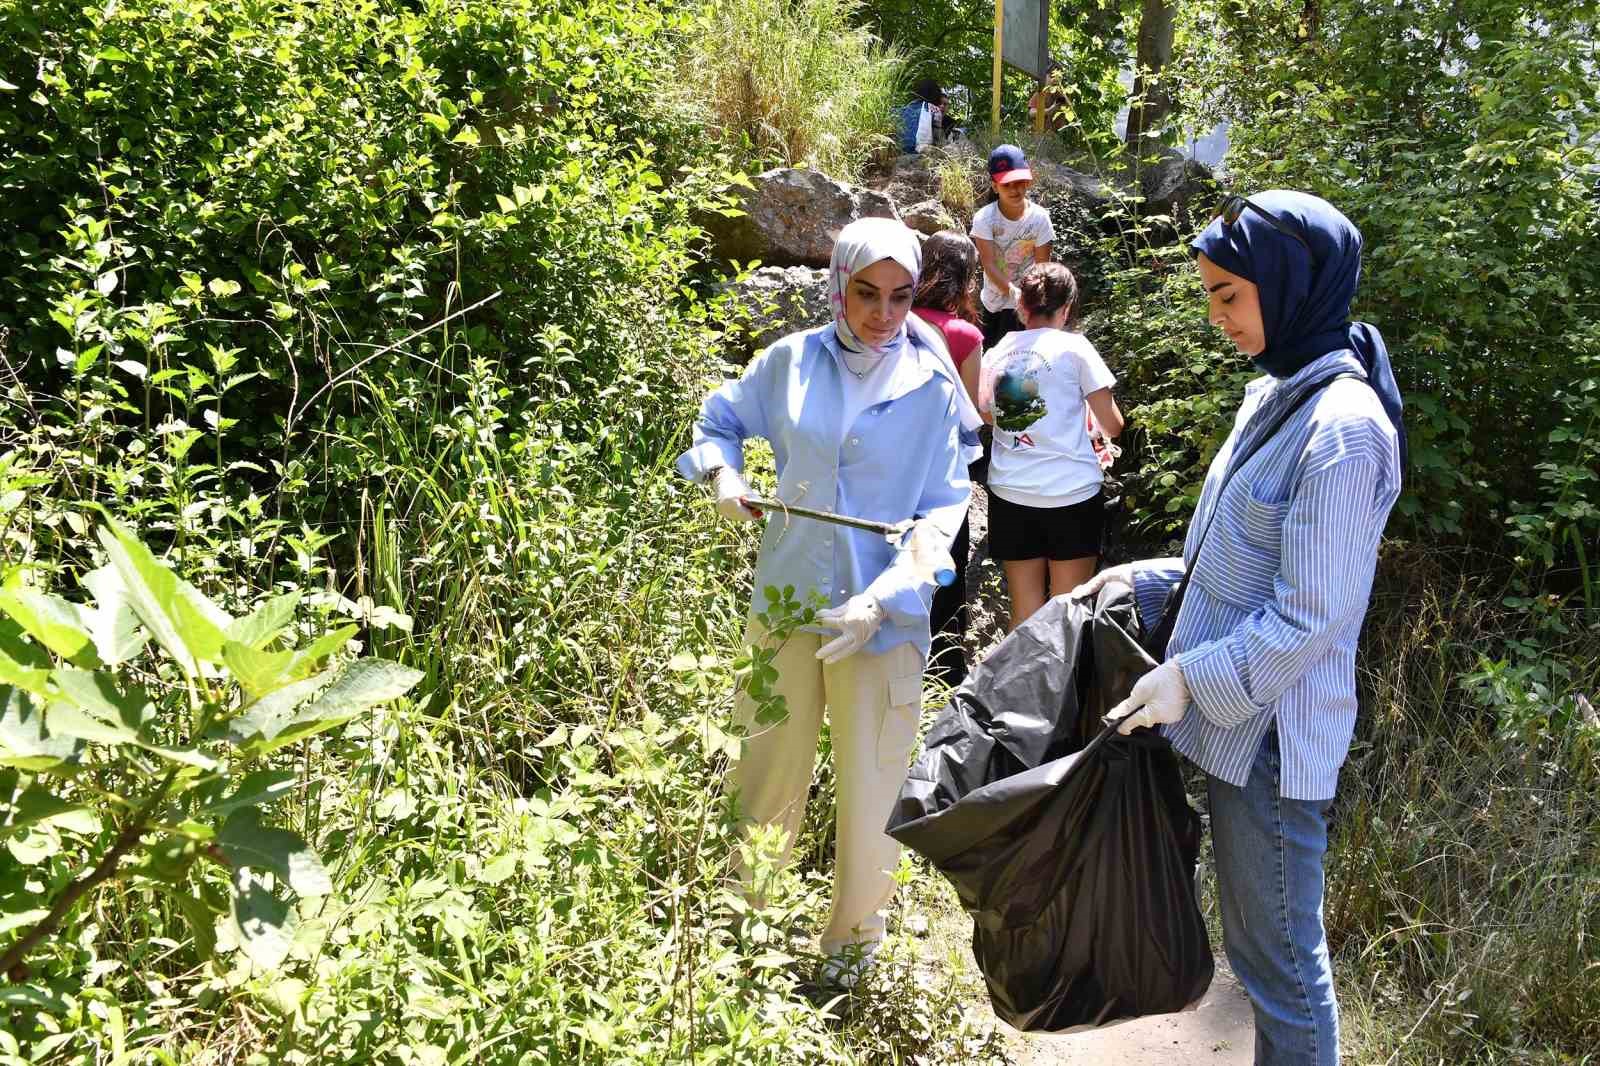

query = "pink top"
[{"left": 914, "top": 308, "right": 983, "bottom": 367}]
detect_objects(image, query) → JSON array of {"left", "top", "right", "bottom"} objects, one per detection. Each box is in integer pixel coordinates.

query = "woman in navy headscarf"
[{"left": 1076, "top": 191, "right": 1405, "bottom": 1066}]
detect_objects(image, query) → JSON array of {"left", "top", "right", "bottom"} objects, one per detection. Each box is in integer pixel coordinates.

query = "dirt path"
[
  {"left": 1002, "top": 965, "right": 1254, "bottom": 1066},
  {"left": 917, "top": 491, "right": 1256, "bottom": 1065}
]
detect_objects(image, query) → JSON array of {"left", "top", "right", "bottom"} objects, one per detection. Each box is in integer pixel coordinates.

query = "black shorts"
[
  {"left": 981, "top": 307, "right": 1024, "bottom": 350},
  {"left": 987, "top": 488, "right": 1105, "bottom": 562}
]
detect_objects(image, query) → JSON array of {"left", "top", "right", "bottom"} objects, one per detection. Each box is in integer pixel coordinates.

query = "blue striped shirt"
[{"left": 1132, "top": 350, "right": 1402, "bottom": 800}]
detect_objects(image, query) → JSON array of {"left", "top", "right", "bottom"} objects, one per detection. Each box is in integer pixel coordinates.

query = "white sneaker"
[{"left": 816, "top": 941, "right": 880, "bottom": 991}]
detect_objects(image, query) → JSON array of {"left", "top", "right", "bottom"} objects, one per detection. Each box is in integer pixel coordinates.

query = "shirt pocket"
[{"left": 1191, "top": 482, "right": 1287, "bottom": 611}]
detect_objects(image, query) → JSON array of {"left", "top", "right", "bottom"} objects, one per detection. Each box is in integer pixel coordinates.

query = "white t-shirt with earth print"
[
  {"left": 983, "top": 327, "right": 1116, "bottom": 508},
  {"left": 970, "top": 200, "right": 1056, "bottom": 313}
]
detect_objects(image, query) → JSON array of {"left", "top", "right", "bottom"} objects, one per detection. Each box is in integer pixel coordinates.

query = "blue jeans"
[{"left": 1207, "top": 729, "right": 1339, "bottom": 1066}]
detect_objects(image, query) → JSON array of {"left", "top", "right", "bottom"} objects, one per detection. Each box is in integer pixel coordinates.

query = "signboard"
[{"left": 1001, "top": 0, "right": 1050, "bottom": 80}]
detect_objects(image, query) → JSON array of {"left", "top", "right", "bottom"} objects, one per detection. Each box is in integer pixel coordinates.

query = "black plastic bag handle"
[{"left": 1146, "top": 372, "right": 1364, "bottom": 660}]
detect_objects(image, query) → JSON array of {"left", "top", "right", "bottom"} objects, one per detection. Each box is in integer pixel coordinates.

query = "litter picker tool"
[{"left": 741, "top": 494, "right": 958, "bottom": 587}]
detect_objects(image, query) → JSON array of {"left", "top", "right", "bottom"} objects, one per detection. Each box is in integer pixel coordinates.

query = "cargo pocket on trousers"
[{"left": 878, "top": 673, "right": 923, "bottom": 772}]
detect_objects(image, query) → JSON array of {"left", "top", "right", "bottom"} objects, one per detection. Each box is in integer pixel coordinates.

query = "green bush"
[
  {"left": 0, "top": 1, "right": 1005, "bottom": 1060},
  {"left": 0, "top": 519, "right": 421, "bottom": 996},
  {"left": 1179, "top": 0, "right": 1600, "bottom": 543}
]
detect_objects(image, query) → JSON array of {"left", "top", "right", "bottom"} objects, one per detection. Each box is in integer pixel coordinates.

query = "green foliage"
[
  {"left": 0, "top": 0, "right": 1000, "bottom": 1058},
  {"left": 1327, "top": 560, "right": 1600, "bottom": 1060},
  {"left": 0, "top": 519, "right": 420, "bottom": 992},
  {"left": 682, "top": 0, "right": 908, "bottom": 181},
  {"left": 860, "top": 0, "right": 1137, "bottom": 140},
  {"left": 1179, "top": 0, "right": 1600, "bottom": 544}
]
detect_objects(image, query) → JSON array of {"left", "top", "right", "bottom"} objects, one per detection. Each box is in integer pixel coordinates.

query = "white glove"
[
  {"left": 1105, "top": 658, "right": 1189, "bottom": 735},
  {"left": 815, "top": 594, "right": 885, "bottom": 665},
  {"left": 711, "top": 467, "right": 762, "bottom": 523},
  {"left": 1069, "top": 562, "right": 1135, "bottom": 602}
]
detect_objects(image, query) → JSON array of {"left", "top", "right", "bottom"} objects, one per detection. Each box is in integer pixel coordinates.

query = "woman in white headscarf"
[{"left": 678, "top": 217, "right": 978, "bottom": 987}]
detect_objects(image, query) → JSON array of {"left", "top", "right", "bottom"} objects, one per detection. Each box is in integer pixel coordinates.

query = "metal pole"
[
  {"left": 992, "top": 0, "right": 1004, "bottom": 138},
  {"left": 741, "top": 496, "right": 911, "bottom": 539}
]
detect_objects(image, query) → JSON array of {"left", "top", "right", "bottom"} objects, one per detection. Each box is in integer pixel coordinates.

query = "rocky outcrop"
[
  {"left": 901, "top": 199, "right": 958, "bottom": 236},
  {"left": 1140, "top": 151, "right": 1216, "bottom": 225},
  {"left": 716, "top": 266, "right": 830, "bottom": 361},
  {"left": 701, "top": 168, "right": 899, "bottom": 267}
]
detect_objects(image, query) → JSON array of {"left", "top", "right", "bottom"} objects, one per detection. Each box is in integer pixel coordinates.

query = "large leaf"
[
  {"left": 81, "top": 566, "right": 147, "bottom": 666},
  {"left": 248, "top": 659, "right": 422, "bottom": 756},
  {"left": 225, "top": 592, "right": 301, "bottom": 650},
  {"left": 0, "top": 783, "right": 93, "bottom": 841},
  {"left": 216, "top": 809, "right": 331, "bottom": 897},
  {"left": 282, "top": 625, "right": 359, "bottom": 683},
  {"left": 0, "top": 617, "right": 51, "bottom": 669},
  {"left": 226, "top": 671, "right": 333, "bottom": 745},
  {"left": 229, "top": 868, "right": 294, "bottom": 970},
  {"left": 96, "top": 522, "right": 230, "bottom": 673},
  {"left": 131, "top": 834, "right": 199, "bottom": 884},
  {"left": 176, "top": 891, "right": 218, "bottom": 961},
  {"left": 50, "top": 668, "right": 154, "bottom": 730},
  {"left": 221, "top": 640, "right": 296, "bottom": 698},
  {"left": 49, "top": 670, "right": 216, "bottom": 769},
  {"left": 0, "top": 647, "right": 51, "bottom": 698},
  {"left": 0, "top": 686, "right": 77, "bottom": 770},
  {"left": 203, "top": 769, "right": 297, "bottom": 818},
  {"left": 0, "top": 588, "right": 98, "bottom": 667}
]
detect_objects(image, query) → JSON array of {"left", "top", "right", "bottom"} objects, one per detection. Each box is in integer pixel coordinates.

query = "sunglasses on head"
[{"left": 1219, "top": 195, "right": 1315, "bottom": 260}]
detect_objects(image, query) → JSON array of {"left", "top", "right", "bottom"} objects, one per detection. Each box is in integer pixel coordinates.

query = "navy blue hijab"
[{"left": 1191, "top": 190, "right": 1406, "bottom": 466}]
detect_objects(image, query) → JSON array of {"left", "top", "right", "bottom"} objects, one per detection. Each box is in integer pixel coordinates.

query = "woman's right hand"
[
  {"left": 1070, "top": 562, "right": 1135, "bottom": 602},
  {"left": 712, "top": 467, "right": 763, "bottom": 522}
]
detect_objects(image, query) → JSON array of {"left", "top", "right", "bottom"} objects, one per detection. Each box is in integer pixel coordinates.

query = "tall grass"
[
  {"left": 681, "top": 0, "right": 907, "bottom": 182},
  {"left": 1329, "top": 549, "right": 1600, "bottom": 1062}
]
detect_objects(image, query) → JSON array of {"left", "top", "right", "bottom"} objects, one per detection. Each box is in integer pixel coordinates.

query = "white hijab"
[{"left": 827, "top": 218, "right": 983, "bottom": 432}]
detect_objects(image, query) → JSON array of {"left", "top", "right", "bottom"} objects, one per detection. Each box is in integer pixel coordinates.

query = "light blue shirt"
[
  {"left": 1133, "top": 351, "right": 1402, "bottom": 801},
  {"left": 677, "top": 325, "right": 973, "bottom": 658}
]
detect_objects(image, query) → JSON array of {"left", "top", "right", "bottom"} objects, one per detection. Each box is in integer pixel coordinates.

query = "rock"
[
  {"left": 876, "top": 152, "right": 943, "bottom": 212},
  {"left": 871, "top": 144, "right": 985, "bottom": 224},
  {"left": 716, "top": 265, "right": 829, "bottom": 361},
  {"left": 701, "top": 167, "right": 899, "bottom": 268},
  {"left": 901, "top": 198, "right": 958, "bottom": 236},
  {"left": 1027, "top": 159, "right": 1120, "bottom": 264},
  {"left": 1024, "top": 160, "right": 1113, "bottom": 211},
  {"left": 1028, "top": 158, "right": 1116, "bottom": 215},
  {"left": 1141, "top": 151, "right": 1216, "bottom": 225}
]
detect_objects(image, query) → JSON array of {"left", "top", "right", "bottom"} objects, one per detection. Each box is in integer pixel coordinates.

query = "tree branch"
[{"left": 0, "top": 771, "right": 177, "bottom": 981}]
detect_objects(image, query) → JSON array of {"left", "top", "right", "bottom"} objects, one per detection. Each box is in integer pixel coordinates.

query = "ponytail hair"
[{"left": 1018, "top": 261, "right": 1079, "bottom": 328}]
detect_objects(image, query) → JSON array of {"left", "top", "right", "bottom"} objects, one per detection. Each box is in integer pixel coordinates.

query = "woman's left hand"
[
  {"left": 1104, "top": 659, "right": 1189, "bottom": 735},
  {"left": 815, "top": 594, "right": 885, "bottom": 665}
]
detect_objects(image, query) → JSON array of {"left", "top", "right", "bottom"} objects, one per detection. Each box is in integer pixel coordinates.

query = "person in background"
[
  {"left": 678, "top": 218, "right": 977, "bottom": 991},
  {"left": 1027, "top": 63, "right": 1069, "bottom": 134},
  {"left": 971, "top": 144, "right": 1055, "bottom": 349},
  {"left": 981, "top": 262, "right": 1123, "bottom": 630},
  {"left": 1076, "top": 191, "right": 1406, "bottom": 1066},
  {"left": 910, "top": 231, "right": 985, "bottom": 686},
  {"left": 935, "top": 88, "right": 960, "bottom": 143},
  {"left": 899, "top": 78, "right": 943, "bottom": 154}
]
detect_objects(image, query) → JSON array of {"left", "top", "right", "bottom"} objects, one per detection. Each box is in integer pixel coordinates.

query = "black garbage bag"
[{"left": 887, "top": 587, "right": 1212, "bottom": 1032}]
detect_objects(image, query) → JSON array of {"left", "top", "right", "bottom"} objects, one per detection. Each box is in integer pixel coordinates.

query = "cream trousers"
[{"left": 727, "top": 625, "right": 924, "bottom": 955}]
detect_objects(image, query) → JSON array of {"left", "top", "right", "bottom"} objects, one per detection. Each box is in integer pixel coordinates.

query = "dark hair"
[
  {"left": 1018, "top": 261, "right": 1079, "bottom": 327},
  {"left": 912, "top": 77, "right": 942, "bottom": 106},
  {"left": 914, "top": 231, "right": 980, "bottom": 325}
]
